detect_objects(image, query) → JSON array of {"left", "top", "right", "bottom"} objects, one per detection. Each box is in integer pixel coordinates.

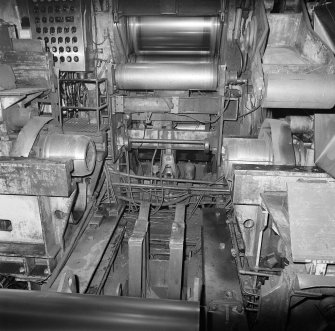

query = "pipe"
[
  {"left": 113, "top": 182, "right": 230, "bottom": 193},
  {"left": 109, "top": 170, "right": 222, "bottom": 185},
  {"left": 115, "top": 63, "right": 218, "bottom": 90},
  {"left": 285, "top": 116, "right": 313, "bottom": 134},
  {"left": 128, "top": 16, "right": 219, "bottom": 56},
  {"left": 130, "top": 138, "right": 204, "bottom": 145},
  {"left": 0, "top": 289, "right": 199, "bottom": 331},
  {"left": 262, "top": 73, "right": 335, "bottom": 109}
]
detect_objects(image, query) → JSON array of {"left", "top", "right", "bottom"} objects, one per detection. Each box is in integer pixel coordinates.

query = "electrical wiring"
[
  {"left": 235, "top": 40, "right": 245, "bottom": 77},
  {"left": 92, "top": 35, "right": 108, "bottom": 46},
  {"left": 117, "top": 193, "right": 214, "bottom": 207},
  {"left": 163, "top": 97, "right": 231, "bottom": 124},
  {"left": 105, "top": 148, "right": 226, "bottom": 213},
  {"left": 113, "top": 145, "right": 125, "bottom": 163},
  {"left": 151, "top": 150, "right": 165, "bottom": 215},
  {"left": 186, "top": 175, "right": 224, "bottom": 221},
  {"left": 238, "top": 103, "right": 262, "bottom": 118},
  {"left": 109, "top": 169, "right": 222, "bottom": 186}
]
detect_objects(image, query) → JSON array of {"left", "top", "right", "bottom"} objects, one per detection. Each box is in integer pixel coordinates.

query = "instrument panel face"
[{"left": 28, "top": 0, "right": 87, "bottom": 71}]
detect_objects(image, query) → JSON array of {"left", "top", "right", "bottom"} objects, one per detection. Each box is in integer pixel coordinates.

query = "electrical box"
[{"left": 28, "top": 0, "right": 92, "bottom": 72}]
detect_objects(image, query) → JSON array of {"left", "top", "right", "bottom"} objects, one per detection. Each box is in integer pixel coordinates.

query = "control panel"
[{"left": 28, "top": 0, "right": 91, "bottom": 71}]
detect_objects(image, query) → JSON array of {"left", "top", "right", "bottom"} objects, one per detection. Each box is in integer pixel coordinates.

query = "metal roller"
[
  {"left": 224, "top": 139, "right": 272, "bottom": 163},
  {"left": 135, "top": 54, "right": 212, "bottom": 63},
  {"left": 262, "top": 73, "right": 335, "bottom": 109},
  {"left": 38, "top": 134, "right": 96, "bottom": 176},
  {"left": 115, "top": 63, "right": 218, "bottom": 90},
  {"left": 128, "top": 16, "right": 219, "bottom": 56},
  {"left": 0, "top": 289, "right": 200, "bottom": 331}
]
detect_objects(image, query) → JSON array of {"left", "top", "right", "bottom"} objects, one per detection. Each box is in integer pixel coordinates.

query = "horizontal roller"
[
  {"left": 262, "top": 73, "right": 335, "bottom": 109},
  {"left": 128, "top": 16, "right": 219, "bottom": 56},
  {"left": 135, "top": 54, "right": 212, "bottom": 63},
  {"left": 0, "top": 289, "right": 200, "bottom": 331},
  {"left": 115, "top": 63, "right": 218, "bottom": 90}
]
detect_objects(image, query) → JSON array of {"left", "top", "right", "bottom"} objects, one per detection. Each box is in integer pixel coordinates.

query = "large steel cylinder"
[
  {"left": 128, "top": 16, "right": 219, "bottom": 56},
  {"left": 115, "top": 63, "right": 218, "bottom": 90},
  {"left": 38, "top": 134, "right": 96, "bottom": 176},
  {"left": 0, "top": 289, "right": 200, "bottom": 331},
  {"left": 224, "top": 138, "right": 273, "bottom": 163},
  {"left": 286, "top": 116, "right": 313, "bottom": 134},
  {"left": 262, "top": 73, "right": 335, "bottom": 109}
]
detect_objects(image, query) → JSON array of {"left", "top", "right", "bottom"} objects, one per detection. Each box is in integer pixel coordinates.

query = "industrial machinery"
[{"left": 0, "top": 0, "right": 335, "bottom": 330}]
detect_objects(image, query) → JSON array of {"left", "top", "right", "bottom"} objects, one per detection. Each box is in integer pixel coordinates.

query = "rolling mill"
[{"left": 0, "top": 0, "right": 335, "bottom": 330}]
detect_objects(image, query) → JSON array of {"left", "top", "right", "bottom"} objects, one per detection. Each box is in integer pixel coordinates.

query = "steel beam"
[
  {"left": 112, "top": 95, "right": 221, "bottom": 114},
  {"left": 128, "top": 202, "right": 150, "bottom": 297},
  {"left": 0, "top": 158, "right": 73, "bottom": 196},
  {"left": 168, "top": 204, "right": 186, "bottom": 299},
  {"left": 124, "top": 129, "right": 214, "bottom": 151},
  {"left": 202, "top": 208, "right": 248, "bottom": 330}
]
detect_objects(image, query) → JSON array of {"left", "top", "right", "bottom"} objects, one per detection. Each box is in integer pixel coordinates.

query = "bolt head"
[{"left": 219, "top": 243, "right": 225, "bottom": 250}]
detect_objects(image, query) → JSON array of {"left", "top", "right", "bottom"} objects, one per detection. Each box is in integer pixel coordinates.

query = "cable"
[
  {"left": 238, "top": 103, "right": 262, "bottom": 119},
  {"left": 235, "top": 40, "right": 244, "bottom": 77},
  {"left": 186, "top": 175, "right": 224, "bottom": 221},
  {"left": 151, "top": 150, "right": 164, "bottom": 215},
  {"left": 113, "top": 145, "right": 125, "bottom": 163},
  {"left": 92, "top": 35, "right": 108, "bottom": 46},
  {"left": 163, "top": 98, "right": 231, "bottom": 124}
]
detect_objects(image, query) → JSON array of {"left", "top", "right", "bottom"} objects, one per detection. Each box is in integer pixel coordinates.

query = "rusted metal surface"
[
  {"left": 113, "top": 95, "right": 221, "bottom": 114},
  {"left": 0, "top": 158, "right": 73, "bottom": 197},
  {"left": 202, "top": 208, "right": 249, "bottom": 330},
  {"left": 128, "top": 202, "right": 150, "bottom": 297},
  {"left": 261, "top": 7, "right": 335, "bottom": 109},
  {"left": 1, "top": 51, "right": 54, "bottom": 88},
  {"left": 12, "top": 39, "right": 45, "bottom": 53},
  {"left": 168, "top": 204, "right": 185, "bottom": 299},
  {"left": 232, "top": 164, "right": 333, "bottom": 205},
  {"left": 42, "top": 200, "right": 96, "bottom": 291},
  {"left": 0, "top": 193, "right": 73, "bottom": 280},
  {"left": 266, "top": 14, "right": 302, "bottom": 47},
  {"left": 50, "top": 212, "right": 121, "bottom": 293},
  {"left": 87, "top": 222, "right": 126, "bottom": 295},
  {"left": 0, "top": 195, "right": 43, "bottom": 244},
  {"left": 287, "top": 181, "right": 335, "bottom": 262}
]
